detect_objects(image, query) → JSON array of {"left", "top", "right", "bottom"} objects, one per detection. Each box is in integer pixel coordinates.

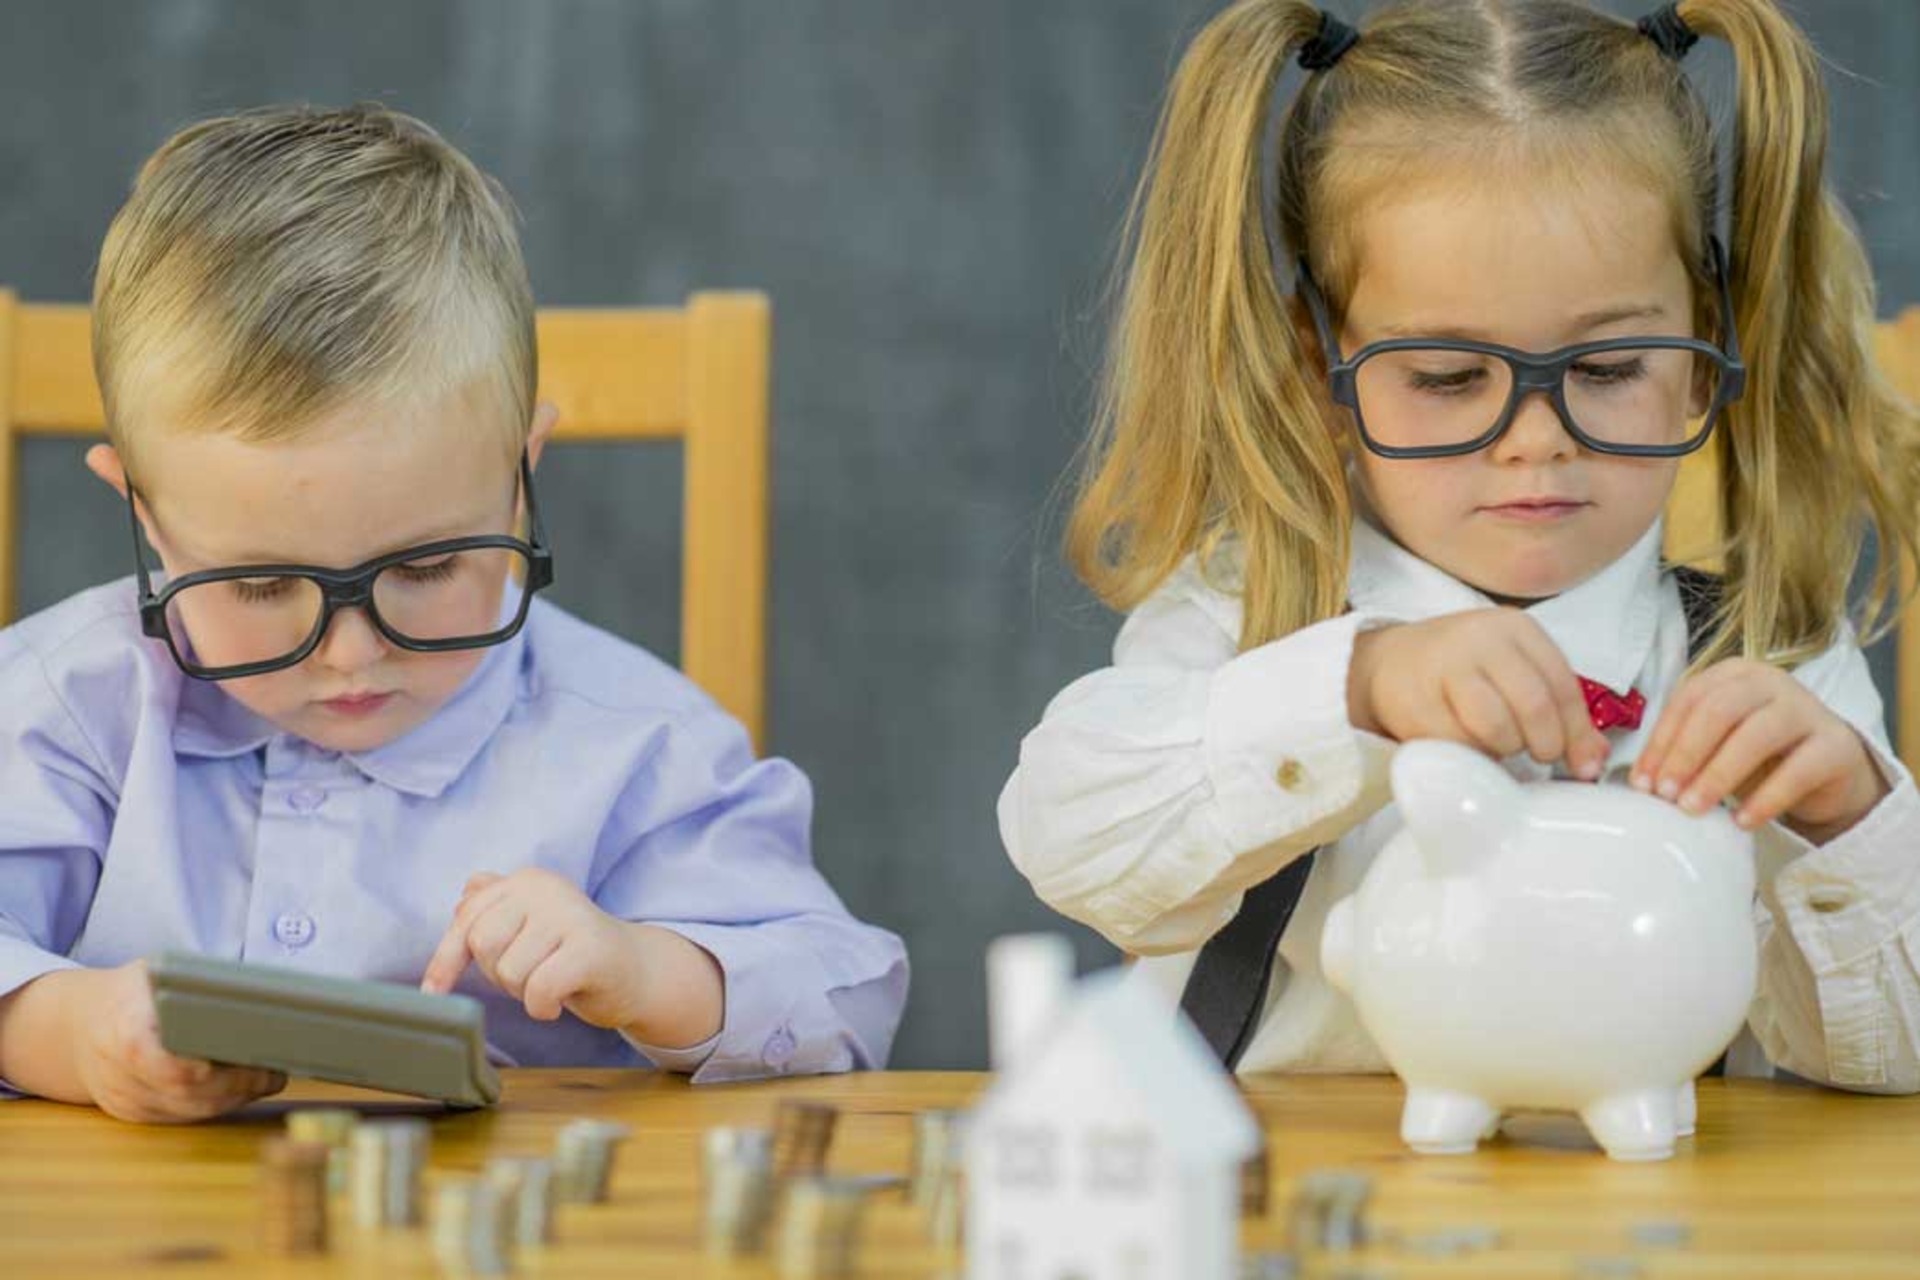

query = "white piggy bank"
[{"left": 1321, "top": 739, "right": 1757, "bottom": 1162}]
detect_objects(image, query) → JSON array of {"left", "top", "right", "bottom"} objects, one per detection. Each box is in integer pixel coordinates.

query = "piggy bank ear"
[{"left": 1391, "top": 739, "right": 1520, "bottom": 876}]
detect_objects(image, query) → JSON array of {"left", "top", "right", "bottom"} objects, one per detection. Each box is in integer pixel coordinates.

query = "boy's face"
[
  {"left": 93, "top": 382, "right": 551, "bottom": 755},
  {"left": 1336, "top": 177, "right": 1700, "bottom": 602}
]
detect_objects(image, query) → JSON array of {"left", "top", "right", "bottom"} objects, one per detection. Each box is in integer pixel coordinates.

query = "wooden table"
[{"left": 1, "top": 1071, "right": 1917, "bottom": 1278}]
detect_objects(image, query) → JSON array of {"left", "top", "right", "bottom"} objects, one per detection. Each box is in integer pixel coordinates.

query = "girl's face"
[{"left": 1337, "top": 180, "right": 1701, "bottom": 601}]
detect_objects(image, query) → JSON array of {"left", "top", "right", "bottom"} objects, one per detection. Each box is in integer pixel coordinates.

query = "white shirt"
[{"left": 999, "top": 517, "right": 1920, "bottom": 1091}]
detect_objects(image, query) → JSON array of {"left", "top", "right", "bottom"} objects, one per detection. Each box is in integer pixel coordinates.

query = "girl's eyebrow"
[{"left": 1372, "top": 302, "right": 1672, "bottom": 344}]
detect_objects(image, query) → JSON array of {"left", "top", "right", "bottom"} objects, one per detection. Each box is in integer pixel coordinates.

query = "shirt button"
[
  {"left": 1808, "top": 893, "right": 1852, "bottom": 914},
  {"left": 1275, "top": 759, "right": 1306, "bottom": 791},
  {"left": 288, "top": 787, "right": 328, "bottom": 813},
  {"left": 762, "top": 1026, "right": 797, "bottom": 1069},
  {"left": 273, "top": 913, "right": 316, "bottom": 948}
]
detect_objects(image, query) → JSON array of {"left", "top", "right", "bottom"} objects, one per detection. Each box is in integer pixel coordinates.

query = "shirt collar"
[
  {"left": 172, "top": 588, "right": 531, "bottom": 799},
  {"left": 1348, "top": 513, "right": 1667, "bottom": 695}
]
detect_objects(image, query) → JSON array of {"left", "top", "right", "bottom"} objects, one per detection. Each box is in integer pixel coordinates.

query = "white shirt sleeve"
[
  {"left": 997, "top": 562, "right": 1396, "bottom": 955},
  {"left": 1744, "top": 628, "right": 1920, "bottom": 1094}
]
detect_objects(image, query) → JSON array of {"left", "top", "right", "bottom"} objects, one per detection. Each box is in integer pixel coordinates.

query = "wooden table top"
[{"left": 0, "top": 1070, "right": 1916, "bottom": 1279}]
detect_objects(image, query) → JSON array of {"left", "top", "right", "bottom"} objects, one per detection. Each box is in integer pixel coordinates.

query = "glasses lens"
[
  {"left": 166, "top": 575, "right": 326, "bottom": 672},
  {"left": 1562, "top": 346, "right": 1721, "bottom": 450},
  {"left": 372, "top": 546, "right": 529, "bottom": 644},
  {"left": 1354, "top": 348, "right": 1517, "bottom": 452}
]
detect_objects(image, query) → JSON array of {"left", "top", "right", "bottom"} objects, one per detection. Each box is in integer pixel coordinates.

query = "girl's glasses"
[{"left": 1298, "top": 238, "right": 1747, "bottom": 460}]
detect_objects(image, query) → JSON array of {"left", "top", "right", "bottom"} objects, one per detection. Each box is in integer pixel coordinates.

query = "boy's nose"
[
  {"left": 312, "top": 605, "right": 391, "bottom": 672},
  {"left": 1491, "top": 389, "right": 1579, "bottom": 465}
]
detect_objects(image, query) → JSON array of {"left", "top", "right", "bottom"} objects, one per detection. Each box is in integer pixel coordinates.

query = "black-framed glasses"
[
  {"left": 1298, "top": 236, "right": 1747, "bottom": 460},
  {"left": 127, "top": 449, "right": 555, "bottom": 681}
]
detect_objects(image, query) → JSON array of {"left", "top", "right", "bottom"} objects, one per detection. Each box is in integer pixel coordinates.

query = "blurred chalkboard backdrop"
[{"left": 0, "top": 2, "right": 1915, "bottom": 1069}]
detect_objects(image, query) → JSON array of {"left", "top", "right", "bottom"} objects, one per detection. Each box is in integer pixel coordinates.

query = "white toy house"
[{"left": 967, "top": 937, "right": 1259, "bottom": 1280}]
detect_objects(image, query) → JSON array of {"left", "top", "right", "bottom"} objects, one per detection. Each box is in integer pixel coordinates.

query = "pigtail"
[
  {"left": 1681, "top": 0, "right": 1920, "bottom": 661},
  {"left": 1067, "top": 0, "right": 1352, "bottom": 649}
]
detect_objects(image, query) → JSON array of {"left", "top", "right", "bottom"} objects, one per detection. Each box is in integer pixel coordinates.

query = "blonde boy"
[{"left": 0, "top": 105, "right": 906, "bottom": 1121}]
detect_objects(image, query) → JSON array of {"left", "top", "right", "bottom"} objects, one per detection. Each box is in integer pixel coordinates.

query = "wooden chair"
[
  {"left": 0, "top": 291, "right": 772, "bottom": 750},
  {"left": 1664, "top": 305, "right": 1920, "bottom": 770}
]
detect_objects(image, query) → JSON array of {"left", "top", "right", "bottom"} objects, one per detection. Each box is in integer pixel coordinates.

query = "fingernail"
[
  {"left": 1680, "top": 790, "right": 1704, "bottom": 813},
  {"left": 1658, "top": 779, "right": 1680, "bottom": 800},
  {"left": 1734, "top": 809, "right": 1756, "bottom": 829},
  {"left": 1630, "top": 773, "right": 1650, "bottom": 792}
]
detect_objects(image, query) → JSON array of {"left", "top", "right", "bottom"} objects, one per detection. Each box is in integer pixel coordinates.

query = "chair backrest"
[
  {"left": 1663, "top": 305, "right": 1920, "bottom": 771},
  {"left": 0, "top": 290, "right": 771, "bottom": 749}
]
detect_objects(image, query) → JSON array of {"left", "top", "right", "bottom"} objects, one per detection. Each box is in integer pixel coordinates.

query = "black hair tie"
[
  {"left": 1637, "top": 3, "right": 1699, "bottom": 61},
  {"left": 1298, "top": 10, "right": 1361, "bottom": 72}
]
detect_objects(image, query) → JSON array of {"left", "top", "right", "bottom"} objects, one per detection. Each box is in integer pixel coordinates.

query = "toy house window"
[
  {"left": 1085, "top": 1127, "right": 1154, "bottom": 1196},
  {"left": 994, "top": 1124, "right": 1060, "bottom": 1191}
]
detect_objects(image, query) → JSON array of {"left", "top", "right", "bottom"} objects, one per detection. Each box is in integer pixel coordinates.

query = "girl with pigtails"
[{"left": 1001, "top": 0, "right": 1920, "bottom": 1116}]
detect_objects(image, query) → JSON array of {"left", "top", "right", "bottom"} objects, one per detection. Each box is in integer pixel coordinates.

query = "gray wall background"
[{"left": 1, "top": 1, "right": 1915, "bottom": 1069}]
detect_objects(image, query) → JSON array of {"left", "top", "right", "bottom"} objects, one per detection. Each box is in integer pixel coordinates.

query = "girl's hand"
[
  {"left": 75, "top": 961, "right": 286, "bottom": 1123},
  {"left": 1349, "top": 609, "right": 1614, "bottom": 778},
  {"left": 1631, "top": 658, "right": 1889, "bottom": 841}
]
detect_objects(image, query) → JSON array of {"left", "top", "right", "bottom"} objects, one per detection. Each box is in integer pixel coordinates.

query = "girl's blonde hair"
[
  {"left": 93, "top": 103, "right": 535, "bottom": 478},
  {"left": 1068, "top": 0, "right": 1920, "bottom": 665}
]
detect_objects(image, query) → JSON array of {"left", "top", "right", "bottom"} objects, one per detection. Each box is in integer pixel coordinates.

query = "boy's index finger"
[{"left": 420, "top": 918, "right": 474, "bottom": 995}]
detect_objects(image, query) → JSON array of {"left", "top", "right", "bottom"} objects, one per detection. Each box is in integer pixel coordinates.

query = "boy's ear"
[
  {"left": 526, "top": 401, "right": 559, "bottom": 471},
  {"left": 84, "top": 443, "right": 129, "bottom": 499},
  {"left": 85, "top": 443, "right": 164, "bottom": 555}
]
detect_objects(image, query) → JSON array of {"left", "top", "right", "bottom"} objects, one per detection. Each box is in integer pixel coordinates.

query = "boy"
[{"left": 0, "top": 104, "right": 907, "bottom": 1121}]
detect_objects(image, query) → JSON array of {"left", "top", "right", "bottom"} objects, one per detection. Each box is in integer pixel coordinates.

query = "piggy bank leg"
[
  {"left": 1401, "top": 1088, "right": 1500, "bottom": 1156},
  {"left": 1675, "top": 1080, "right": 1697, "bottom": 1138},
  {"left": 1580, "top": 1087, "right": 1680, "bottom": 1162}
]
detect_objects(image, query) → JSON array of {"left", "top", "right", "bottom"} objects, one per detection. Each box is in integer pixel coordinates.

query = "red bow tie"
[{"left": 1579, "top": 676, "right": 1646, "bottom": 732}]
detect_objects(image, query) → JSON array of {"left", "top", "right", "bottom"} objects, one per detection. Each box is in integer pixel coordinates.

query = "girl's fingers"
[
  {"left": 1640, "top": 677, "right": 1770, "bottom": 802},
  {"left": 1734, "top": 733, "right": 1854, "bottom": 831},
  {"left": 1445, "top": 672, "right": 1524, "bottom": 760},
  {"left": 1484, "top": 651, "right": 1566, "bottom": 766},
  {"left": 1509, "top": 623, "right": 1609, "bottom": 776},
  {"left": 1674, "top": 704, "right": 1804, "bottom": 815}
]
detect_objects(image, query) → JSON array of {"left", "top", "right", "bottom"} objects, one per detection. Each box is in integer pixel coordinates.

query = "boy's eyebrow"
[
  {"left": 1373, "top": 303, "right": 1673, "bottom": 343},
  {"left": 210, "top": 517, "right": 498, "bottom": 566}
]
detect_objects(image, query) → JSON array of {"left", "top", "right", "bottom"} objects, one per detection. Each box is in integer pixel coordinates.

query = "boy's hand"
[
  {"left": 421, "top": 869, "right": 651, "bottom": 1030},
  {"left": 75, "top": 961, "right": 285, "bottom": 1123},
  {"left": 1349, "top": 610, "right": 1613, "bottom": 778},
  {"left": 1631, "top": 658, "right": 1889, "bottom": 841}
]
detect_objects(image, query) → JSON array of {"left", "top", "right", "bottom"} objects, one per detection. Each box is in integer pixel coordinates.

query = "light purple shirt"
[{"left": 0, "top": 578, "right": 907, "bottom": 1086}]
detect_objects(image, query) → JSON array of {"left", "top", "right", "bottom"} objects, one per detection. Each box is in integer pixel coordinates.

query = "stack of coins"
[
  {"left": 285, "top": 1108, "right": 357, "bottom": 1194},
  {"left": 703, "top": 1127, "right": 776, "bottom": 1257},
  {"left": 351, "top": 1118, "right": 432, "bottom": 1229},
  {"left": 259, "top": 1137, "right": 330, "bottom": 1256},
  {"left": 1289, "top": 1170, "right": 1374, "bottom": 1253},
  {"left": 908, "top": 1110, "right": 965, "bottom": 1209},
  {"left": 553, "top": 1119, "right": 630, "bottom": 1204},
  {"left": 776, "top": 1176, "right": 868, "bottom": 1280},
  {"left": 1240, "top": 1141, "right": 1271, "bottom": 1217},
  {"left": 924, "top": 1157, "right": 965, "bottom": 1254},
  {"left": 770, "top": 1101, "right": 839, "bottom": 1182},
  {"left": 432, "top": 1178, "right": 513, "bottom": 1277},
  {"left": 486, "top": 1156, "right": 557, "bottom": 1248}
]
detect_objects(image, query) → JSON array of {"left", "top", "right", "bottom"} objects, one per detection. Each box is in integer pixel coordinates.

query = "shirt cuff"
[
  {"left": 1204, "top": 611, "right": 1397, "bottom": 854},
  {"left": 619, "top": 1028, "right": 720, "bottom": 1074},
  {"left": 633, "top": 920, "right": 889, "bottom": 1084},
  {"left": 1766, "top": 737, "right": 1920, "bottom": 977}
]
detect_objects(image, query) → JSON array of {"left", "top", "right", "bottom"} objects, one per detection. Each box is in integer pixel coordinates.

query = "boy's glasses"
[
  {"left": 1298, "top": 237, "right": 1747, "bottom": 460},
  {"left": 125, "top": 450, "right": 555, "bottom": 681}
]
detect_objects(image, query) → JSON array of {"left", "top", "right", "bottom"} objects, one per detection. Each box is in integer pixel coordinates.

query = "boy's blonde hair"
[
  {"left": 1070, "top": 0, "right": 1920, "bottom": 666},
  {"left": 93, "top": 103, "right": 535, "bottom": 478}
]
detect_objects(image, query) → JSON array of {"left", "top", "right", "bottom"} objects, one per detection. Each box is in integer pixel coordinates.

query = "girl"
[{"left": 1000, "top": 0, "right": 1920, "bottom": 1097}]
